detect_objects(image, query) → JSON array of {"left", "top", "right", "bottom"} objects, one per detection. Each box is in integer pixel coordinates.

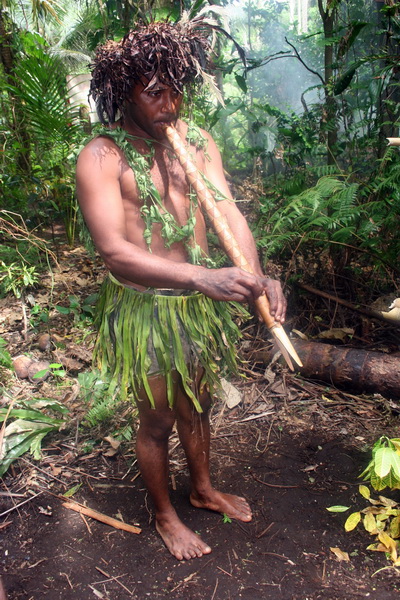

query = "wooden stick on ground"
[
  {"left": 164, "top": 125, "right": 302, "bottom": 370},
  {"left": 63, "top": 501, "right": 141, "bottom": 534},
  {"left": 298, "top": 282, "right": 400, "bottom": 327}
]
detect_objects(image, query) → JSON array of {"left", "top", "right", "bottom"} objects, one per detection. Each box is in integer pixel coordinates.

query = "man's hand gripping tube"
[{"left": 164, "top": 125, "right": 302, "bottom": 370}]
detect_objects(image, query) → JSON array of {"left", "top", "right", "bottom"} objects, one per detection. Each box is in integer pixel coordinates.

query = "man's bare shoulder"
[
  {"left": 78, "top": 134, "right": 124, "bottom": 161},
  {"left": 76, "top": 134, "right": 127, "bottom": 183}
]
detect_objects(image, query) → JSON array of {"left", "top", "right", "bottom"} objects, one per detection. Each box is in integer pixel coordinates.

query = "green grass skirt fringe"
[{"left": 93, "top": 275, "right": 249, "bottom": 411}]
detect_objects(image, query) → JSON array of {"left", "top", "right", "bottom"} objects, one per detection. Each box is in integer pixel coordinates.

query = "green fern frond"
[{"left": 84, "top": 394, "right": 121, "bottom": 428}]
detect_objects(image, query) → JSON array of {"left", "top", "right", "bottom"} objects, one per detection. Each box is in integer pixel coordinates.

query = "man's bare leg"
[
  {"left": 136, "top": 375, "right": 211, "bottom": 560},
  {"left": 176, "top": 382, "right": 252, "bottom": 522}
]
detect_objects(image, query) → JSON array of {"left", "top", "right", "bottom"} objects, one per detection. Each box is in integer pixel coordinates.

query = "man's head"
[{"left": 90, "top": 21, "right": 212, "bottom": 126}]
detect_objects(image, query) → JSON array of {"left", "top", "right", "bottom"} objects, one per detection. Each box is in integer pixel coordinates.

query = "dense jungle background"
[{"left": 1, "top": 1, "right": 400, "bottom": 599}]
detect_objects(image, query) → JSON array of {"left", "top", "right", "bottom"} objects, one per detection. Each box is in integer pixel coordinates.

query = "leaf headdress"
[{"left": 89, "top": 12, "right": 246, "bottom": 124}]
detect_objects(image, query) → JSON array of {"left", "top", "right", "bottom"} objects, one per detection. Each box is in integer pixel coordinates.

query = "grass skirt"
[{"left": 93, "top": 275, "right": 248, "bottom": 411}]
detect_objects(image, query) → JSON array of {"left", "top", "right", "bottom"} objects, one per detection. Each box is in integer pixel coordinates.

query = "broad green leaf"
[
  {"left": 344, "top": 511, "right": 361, "bottom": 531},
  {"left": 55, "top": 306, "right": 70, "bottom": 314},
  {"left": 30, "top": 431, "right": 51, "bottom": 460},
  {"left": 0, "top": 409, "right": 61, "bottom": 425},
  {"left": 374, "top": 447, "right": 394, "bottom": 478},
  {"left": 369, "top": 470, "right": 387, "bottom": 491},
  {"left": 0, "top": 431, "right": 49, "bottom": 476},
  {"left": 388, "top": 451, "right": 400, "bottom": 480}
]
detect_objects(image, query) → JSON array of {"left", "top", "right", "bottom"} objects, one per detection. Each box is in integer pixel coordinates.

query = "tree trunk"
[
  {"left": 258, "top": 338, "right": 400, "bottom": 399},
  {"left": 318, "top": 0, "right": 339, "bottom": 165},
  {"left": 0, "top": 9, "right": 31, "bottom": 173},
  {"left": 376, "top": 1, "right": 400, "bottom": 156}
]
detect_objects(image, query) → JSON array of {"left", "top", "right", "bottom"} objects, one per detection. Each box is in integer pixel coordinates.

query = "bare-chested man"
[{"left": 76, "top": 21, "right": 286, "bottom": 561}]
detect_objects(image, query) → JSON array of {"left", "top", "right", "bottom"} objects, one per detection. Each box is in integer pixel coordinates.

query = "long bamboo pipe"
[{"left": 164, "top": 124, "right": 302, "bottom": 370}]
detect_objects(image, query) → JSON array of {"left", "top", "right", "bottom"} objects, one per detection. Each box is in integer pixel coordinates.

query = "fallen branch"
[
  {"left": 297, "top": 283, "right": 400, "bottom": 327},
  {"left": 95, "top": 566, "right": 134, "bottom": 596},
  {"left": 0, "top": 492, "right": 43, "bottom": 518},
  {"left": 62, "top": 501, "right": 141, "bottom": 534}
]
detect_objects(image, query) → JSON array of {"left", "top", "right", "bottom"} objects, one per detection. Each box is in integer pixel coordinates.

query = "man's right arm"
[{"left": 76, "top": 137, "right": 202, "bottom": 289}]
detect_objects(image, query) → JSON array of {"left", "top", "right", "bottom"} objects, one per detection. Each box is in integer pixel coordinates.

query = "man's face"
[{"left": 124, "top": 80, "right": 183, "bottom": 140}]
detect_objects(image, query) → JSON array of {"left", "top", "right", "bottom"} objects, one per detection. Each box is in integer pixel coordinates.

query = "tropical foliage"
[{"left": 0, "top": 0, "right": 400, "bottom": 469}]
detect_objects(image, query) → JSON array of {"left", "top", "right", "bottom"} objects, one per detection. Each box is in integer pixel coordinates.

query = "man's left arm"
[{"left": 202, "top": 132, "right": 287, "bottom": 323}]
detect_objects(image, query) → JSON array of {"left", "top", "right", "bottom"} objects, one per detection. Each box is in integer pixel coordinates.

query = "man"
[{"left": 76, "top": 21, "right": 287, "bottom": 561}]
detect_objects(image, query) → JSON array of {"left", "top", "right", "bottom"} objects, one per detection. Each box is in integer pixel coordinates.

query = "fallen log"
[
  {"left": 258, "top": 338, "right": 400, "bottom": 399},
  {"left": 295, "top": 339, "right": 400, "bottom": 399}
]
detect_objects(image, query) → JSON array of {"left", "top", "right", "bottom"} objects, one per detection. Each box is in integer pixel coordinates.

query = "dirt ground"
[
  {"left": 1, "top": 246, "right": 400, "bottom": 600},
  {"left": 2, "top": 380, "right": 400, "bottom": 600}
]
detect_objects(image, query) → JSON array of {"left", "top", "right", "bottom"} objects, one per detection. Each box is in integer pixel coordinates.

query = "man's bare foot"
[
  {"left": 155, "top": 510, "right": 212, "bottom": 561},
  {"left": 190, "top": 489, "right": 252, "bottom": 522}
]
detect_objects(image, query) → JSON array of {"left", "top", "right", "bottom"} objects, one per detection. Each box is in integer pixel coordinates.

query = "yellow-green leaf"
[
  {"left": 326, "top": 505, "right": 350, "bottom": 513},
  {"left": 359, "top": 484, "right": 370, "bottom": 499},
  {"left": 390, "top": 439, "right": 400, "bottom": 454},
  {"left": 378, "top": 531, "right": 398, "bottom": 562},
  {"left": 390, "top": 516, "right": 400, "bottom": 539},
  {"left": 363, "top": 512, "right": 378, "bottom": 534},
  {"left": 63, "top": 483, "right": 82, "bottom": 498},
  {"left": 389, "top": 451, "right": 400, "bottom": 480},
  {"left": 345, "top": 511, "right": 361, "bottom": 532}
]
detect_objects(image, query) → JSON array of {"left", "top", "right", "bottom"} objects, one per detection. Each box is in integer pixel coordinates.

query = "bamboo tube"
[
  {"left": 164, "top": 125, "right": 302, "bottom": 370},
  {"left": 387, "top": 138, "right": 400, "bottom": 146}
]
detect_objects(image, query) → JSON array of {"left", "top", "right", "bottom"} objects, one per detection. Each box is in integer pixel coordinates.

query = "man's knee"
[
  {"left": 176, "top": 389, "right": 212, "bottom": 426},
  {"left": 137, "top": 406, "right": 176, "bottom": 442}
]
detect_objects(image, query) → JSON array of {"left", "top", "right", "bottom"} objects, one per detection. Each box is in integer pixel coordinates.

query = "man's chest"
[{"left": 119, "top": 150, "right": 194, "bottom": 220}]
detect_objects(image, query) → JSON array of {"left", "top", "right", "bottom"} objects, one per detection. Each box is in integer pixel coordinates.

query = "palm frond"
[{"left": 9, "top": 50, "right": 81, "bottom": 148}]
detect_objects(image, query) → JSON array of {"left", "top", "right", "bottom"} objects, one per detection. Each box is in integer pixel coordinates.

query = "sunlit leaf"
[
  {"left": 326, "top": 505, "right": 350, "bottom": 513},
  {"left": 345, "top": 511, "right": 361, "bottom": 532},
  {"left": 359, "top": 485, "right": 370, "bottom": 499},
  {"left": 378, "top": 531, "right": 398, "bottom": 561},
  {"left": 363, "top": 512, "right": 378, "bottom": 534},
  {"left": 390, "top": 516, "right": 400, "bottom": 539},
  {"left": 63, "top": 484, "right": 82, "bottom": 498},
  {"left": 374, "top": 447, "right": 394, "bottom": 478}
]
